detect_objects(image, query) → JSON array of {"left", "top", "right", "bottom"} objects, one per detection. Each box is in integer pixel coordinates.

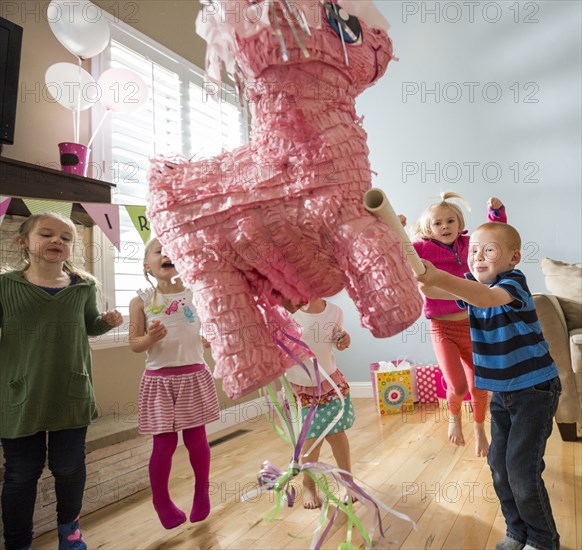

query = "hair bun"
[{"left": 440, "top": 191, "right": 471, "bottom": 212}]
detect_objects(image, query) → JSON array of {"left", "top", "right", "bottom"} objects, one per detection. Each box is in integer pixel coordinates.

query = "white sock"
[{"left": 495, "top": 536, "right": 525, "bottom": 550}]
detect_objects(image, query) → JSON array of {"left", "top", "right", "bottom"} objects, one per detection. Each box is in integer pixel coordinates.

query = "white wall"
[
  {"left": 335, "top": 0, "right": 582, "bottom": 381},
  {"left": 5, "top": 1, "right": 578, "bottom": 384}
]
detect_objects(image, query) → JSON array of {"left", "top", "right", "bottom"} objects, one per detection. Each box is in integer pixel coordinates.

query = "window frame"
[{"left": 89, "top": 9, "right": 247, "bottom": 350}]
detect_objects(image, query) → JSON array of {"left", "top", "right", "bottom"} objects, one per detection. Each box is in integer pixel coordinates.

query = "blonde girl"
[
  {"left": 285, "top": 298, "right": 354, "bottom": 509},
  {"left": 0, "top": 212, "right": 122, "bottom": 550},
  {"left": 129, "top": 238, "right": 220, "bottom": 529},
  {"left": 412, "top": 193, "right": 506, "bottom": 456}
]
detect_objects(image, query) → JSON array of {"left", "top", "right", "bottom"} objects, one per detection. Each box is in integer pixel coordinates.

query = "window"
[{"left": 91, "top": 13, "right": 246, "bottom": 329}]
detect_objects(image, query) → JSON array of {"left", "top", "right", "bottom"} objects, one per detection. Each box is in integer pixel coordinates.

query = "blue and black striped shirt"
[{"left": 457, "top": 269, "right": 558, "bottom": 392}]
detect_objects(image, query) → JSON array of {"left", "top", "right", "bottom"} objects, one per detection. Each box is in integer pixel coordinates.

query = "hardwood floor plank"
[
  {"left": 484, "top": 515, "right": 506, "bottom": 550},
  {"left": 30, "top": 399, "right": 579, "bottom": 550},
  {"left": 441, "top": 464, "right": 498, "bottom": 550}
]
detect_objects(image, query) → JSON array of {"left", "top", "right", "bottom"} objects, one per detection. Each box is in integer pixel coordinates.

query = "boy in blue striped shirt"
[{"left": 416, "top": 222, "right": 560, "bottom": 550}]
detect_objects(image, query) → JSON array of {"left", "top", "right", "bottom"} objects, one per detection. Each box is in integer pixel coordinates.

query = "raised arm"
[
  {"left": 416, "top": 260, "right": 514, "bottom": 308},
  {"left": 417, "top": 283, "right": 457, "bottom": 301},
  {"left": 487, "top": 197, "right": 507, "bottom": 223}
]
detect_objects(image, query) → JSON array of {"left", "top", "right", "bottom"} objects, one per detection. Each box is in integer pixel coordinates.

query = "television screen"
[{"left": 0, "top": 17, "right": 23, "bottom": 146}]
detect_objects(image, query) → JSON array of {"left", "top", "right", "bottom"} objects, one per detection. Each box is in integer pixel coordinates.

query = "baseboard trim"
[
  {"left": 347, "top": 382, "right": 373, "bottom": 398},
  {"left": 207, "top": 397, "right": 270, "bottom": 437}
]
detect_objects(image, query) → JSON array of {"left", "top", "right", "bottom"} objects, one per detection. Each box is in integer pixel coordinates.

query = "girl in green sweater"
[{"left": 0, "top": 212, "right": 122, "bottom": 550}]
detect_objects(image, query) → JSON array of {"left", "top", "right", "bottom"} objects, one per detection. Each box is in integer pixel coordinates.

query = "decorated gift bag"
[
  {"left": 434, "top": 368, "right": 473, "bottom": 413},
  {"left": 370, "top": 361, "right": 415, "bottom": 416},
  {"left": 414, "top": 364, "right": 440, "bottom": 404}
]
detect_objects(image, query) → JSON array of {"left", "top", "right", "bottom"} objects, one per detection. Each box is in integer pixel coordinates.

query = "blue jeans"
[
  {"left": 1, "top": 427, "right": 87, "bottom": 550},
  {"left": 488, "top": 377, "right": 561, "bottom": 550}
]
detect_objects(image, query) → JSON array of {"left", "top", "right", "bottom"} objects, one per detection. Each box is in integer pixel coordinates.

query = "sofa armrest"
[
  {"left": 570, "top": 328, "right": 582, "bottom": 396},
  {"left": 534, "top": 293, "right": 568, "bottom": 332},
  {"left": 534, "top": 294, "right": 582, "bottom": 424}
]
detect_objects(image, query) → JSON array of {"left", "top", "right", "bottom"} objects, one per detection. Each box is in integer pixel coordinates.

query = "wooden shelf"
[{"left": 0, "top": 157, "right": 116, "bottom": 226}]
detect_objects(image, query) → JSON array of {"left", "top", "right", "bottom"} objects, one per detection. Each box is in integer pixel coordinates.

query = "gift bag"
[
  {"left": 434, "top": 369, "right": 473, "bottom": 413},
  {"left": 414, "top": 364, "right": 440, "bottom": 404},
  {"left": 370, "top": 361, "right": 415, "bottom": 416},
  {"left": 372, "top": 359, "right": 422, "bottom": 401}
]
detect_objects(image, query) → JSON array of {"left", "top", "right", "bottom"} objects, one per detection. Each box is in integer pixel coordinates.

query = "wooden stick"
[{"left": 87, "top": 110, "right": 109, "bottom": 148}]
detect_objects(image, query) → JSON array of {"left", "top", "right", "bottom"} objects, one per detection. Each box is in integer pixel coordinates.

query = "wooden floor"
[{"left": 34, "top": 398, "right": 581, "bottom": 550}]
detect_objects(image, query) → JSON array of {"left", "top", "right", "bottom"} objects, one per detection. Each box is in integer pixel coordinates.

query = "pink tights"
[
  {"left": 149, "top": 426, "right": 211, "bottom": 529},
  {"left": 430, "top": 318, "right": 488, "bottom": 423}
]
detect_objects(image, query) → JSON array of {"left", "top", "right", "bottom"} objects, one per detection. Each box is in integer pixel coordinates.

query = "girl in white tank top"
[{"left": 129, "top": 238, "right": 220, "bottom": 529}]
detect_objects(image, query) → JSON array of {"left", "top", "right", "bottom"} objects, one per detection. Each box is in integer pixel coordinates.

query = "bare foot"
[
  {"left": 474, "top": 423, "right": 489, "bottom": 457},
  {"left": 303, "top": 483, "right": 321, "bottom": 509},
  {"left": 340, "top": 490, "right": 359, "bottom": 506},
  {"left": 448, "top": 414, "right": 465, "bottom": 446}
]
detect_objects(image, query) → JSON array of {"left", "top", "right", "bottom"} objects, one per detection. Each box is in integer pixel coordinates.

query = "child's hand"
[
  {"left": 101, "top": 310, "right": 123, "bottom": 327},
  {"left": 488, "top": 197, "right": 503, "bottom": 210},
  {"left": 398, "top": 214, "right": 407, "bottom": 227},
  {"left": 335, "top": 330, "right": 351, "bottom": 350},
  {"left": 415, "top": 260, "right": 441, "bottom": 286},
  {"left": 147, "top": 319, "right": 167, "bottom": 342}
]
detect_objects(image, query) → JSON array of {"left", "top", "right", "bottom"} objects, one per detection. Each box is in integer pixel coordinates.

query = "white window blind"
[{"left": 92, "top": 17, "right": 246, "bottom": 317}]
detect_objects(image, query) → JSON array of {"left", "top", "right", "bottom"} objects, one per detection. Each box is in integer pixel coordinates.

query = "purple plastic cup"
[{"left": 58, "top": 142, "right": 91, "bottom": 177}]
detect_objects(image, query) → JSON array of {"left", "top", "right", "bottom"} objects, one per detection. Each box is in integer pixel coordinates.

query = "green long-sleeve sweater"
[{"left": 0, "top": 271, "right": 113, "bottom": 438}]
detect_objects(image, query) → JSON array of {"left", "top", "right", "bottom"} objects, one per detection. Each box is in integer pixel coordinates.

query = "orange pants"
[{"left": 430, "top": 318, "right": 488, "bottom": 423}]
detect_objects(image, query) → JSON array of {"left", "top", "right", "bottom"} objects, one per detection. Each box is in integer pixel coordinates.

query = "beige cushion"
[
  {"left": 571, "top": 329, "right": 582, "bottom": 396},
  {"left": 534, "top": 294, "right": 581, "bottom": 423},
  {"left": 541, "top": 257, "right": 582, "bottom": 330}
]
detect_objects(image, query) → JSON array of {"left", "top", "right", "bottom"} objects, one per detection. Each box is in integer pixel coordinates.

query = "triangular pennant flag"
[
  {"left": 81, "top": 203, "right": 121, "bottom": 250},
  {"left": 23, "top": 198, "right": 73, "bottom": 219},
  {"left": 0, "top": 196, "right": 12, "bottom": 226},
  {"left": 125, "top": 205, "right": 151, "bottom": 244}
]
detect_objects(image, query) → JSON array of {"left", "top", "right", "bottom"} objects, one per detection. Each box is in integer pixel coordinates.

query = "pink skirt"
[{"left": 138, "top": 364, "right": 220, "bottom": 435}]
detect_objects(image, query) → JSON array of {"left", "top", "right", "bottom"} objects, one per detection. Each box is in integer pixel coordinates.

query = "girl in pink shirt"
[{"left": 412, "top": 193, "right": 506, "bottom": 456}]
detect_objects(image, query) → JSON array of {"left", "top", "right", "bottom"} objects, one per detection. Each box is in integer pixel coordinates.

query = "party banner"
[
  {"left": 125, "top": 205, "right": 150, "bottom": 244},
  {"left": 2, "top": 196, "right": 151, "bottom": 244},
  {"left": 23, "top": 198, "right": 73, "bottom": 219},
  {"left": 0, "top": 196, "right": 12, "bottom": 226},
  {"left": 81, "top": 203, "right": 121, "bottom": 250}
]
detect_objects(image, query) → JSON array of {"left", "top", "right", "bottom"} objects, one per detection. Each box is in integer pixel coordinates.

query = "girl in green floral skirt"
[{"left": 286, "top": 298, "right": 354, "bottom": 509}]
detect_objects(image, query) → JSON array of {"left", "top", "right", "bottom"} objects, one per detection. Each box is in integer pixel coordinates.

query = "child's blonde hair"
[
  {"left": 474, "top": 222, "right": 522, "bottom": 251},
  {"left": 412, "top": 192, "right": 471, "bottom": 241},
  {"left": 16, "top": 212, "right": 97, "bottom": 283}
]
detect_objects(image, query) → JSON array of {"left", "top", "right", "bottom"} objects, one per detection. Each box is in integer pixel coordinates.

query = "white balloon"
[
  {"left": 97, "top": 68, "right": 149, "bottom": 113},
  {"left": 45, "top": 62, "right": 99, "bottom": 111},
  {"left": 47, "top": 0, "right": 110, "bottom": 60}
]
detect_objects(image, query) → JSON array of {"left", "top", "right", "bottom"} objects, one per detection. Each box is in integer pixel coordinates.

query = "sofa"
[{"left": 533, "top": 258, "right": 582, "bottom": 441}]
